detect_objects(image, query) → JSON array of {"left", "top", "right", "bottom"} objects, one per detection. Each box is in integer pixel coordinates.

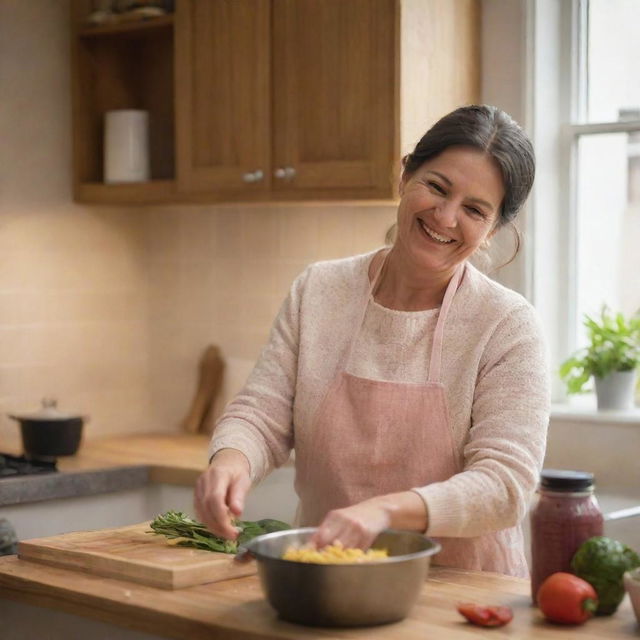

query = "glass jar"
[{"left": 530, "top": 469, "right": 604, "bottom": 603}]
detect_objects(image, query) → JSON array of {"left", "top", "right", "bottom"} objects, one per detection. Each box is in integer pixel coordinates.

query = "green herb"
[
  {"left": 559, "top": 306, "right": 640, "bottom": 394},
  {"left": 147, "top": 510, "right": 291, "bottom": 554},
  {"left": 255, "top": 518, "right": 292, "bottom": 534},
  {"left": 571, "top": 536, "right": 640, "bottom": 615}
]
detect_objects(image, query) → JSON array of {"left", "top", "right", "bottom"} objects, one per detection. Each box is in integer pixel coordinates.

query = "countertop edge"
[
  {"left": 0, "top": 465, "right": 152, "bottom": 507},
  {"left": 0, "top": 557, "right": 210, "bottom": 640}
]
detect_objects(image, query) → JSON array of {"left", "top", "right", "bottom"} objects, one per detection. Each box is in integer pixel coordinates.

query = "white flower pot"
[{"left": 594, "top": 369, "right": 638, "bottom": 411}]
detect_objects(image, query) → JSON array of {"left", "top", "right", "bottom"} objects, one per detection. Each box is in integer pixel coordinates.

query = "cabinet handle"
[
  {"left": 274, "top": 166, "right": 296, "bottom": 180},
  {"left": 243, "top": 170, "right": 264, "bottom": 183}
]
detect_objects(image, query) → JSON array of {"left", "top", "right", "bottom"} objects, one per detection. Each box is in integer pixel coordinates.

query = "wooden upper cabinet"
[
  {"left": 70, "top": 0, "right": 479, "bottom": 204},
  {"left": 175, "top": 0, "right": 271, "bottom": 195},
  {"left": 271, "top": 0, "right": 396, "bottom": 198}
]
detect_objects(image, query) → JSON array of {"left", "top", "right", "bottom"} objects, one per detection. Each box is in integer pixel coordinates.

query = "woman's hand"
[
  {"left": 194, "top": 448, "right": 252, "bottom": 540},
  {"left": 311, "top": 499, "right": 391, "bottom": 549},
  {"left": 311, "top": 491, "right": 429, "bottom": 549}
]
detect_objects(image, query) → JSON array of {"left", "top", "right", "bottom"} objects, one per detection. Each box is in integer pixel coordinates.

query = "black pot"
[{"left": 9, "top": 398, "right": 87, "bottom": 459}]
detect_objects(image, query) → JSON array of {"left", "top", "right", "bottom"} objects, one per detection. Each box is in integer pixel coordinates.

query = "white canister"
[{"left": 104, "top": 109, "right": 150, "bottom": 183}]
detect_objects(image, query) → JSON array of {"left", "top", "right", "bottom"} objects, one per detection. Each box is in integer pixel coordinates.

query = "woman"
[{"left": 195, "top": 105, "right": 550, "bottom": 577}]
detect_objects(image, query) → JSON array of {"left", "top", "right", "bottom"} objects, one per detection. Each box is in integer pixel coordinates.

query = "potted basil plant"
[{"left": 559, "top": 306, "right": 640, "bottom": 410}]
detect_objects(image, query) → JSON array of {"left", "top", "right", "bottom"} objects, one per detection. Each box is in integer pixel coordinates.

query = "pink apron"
[{"left": 294, "top": 251, "right": 528, "bottom": 577}]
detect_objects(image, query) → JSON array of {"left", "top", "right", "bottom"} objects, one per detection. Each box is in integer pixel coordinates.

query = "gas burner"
[{"left": 0, "top": 453, "right": 58, "bottom": 479}]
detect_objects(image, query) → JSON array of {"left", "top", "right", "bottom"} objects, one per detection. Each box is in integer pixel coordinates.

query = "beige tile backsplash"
[
  {"left": 0, "top": 200, "right": 393, "bottom": 451},
  {"left": 0, "top": 209, "right": 152, "bottom": 449},
  {"left": 144, "top": 204, "right": 395, "bottom": 434}
]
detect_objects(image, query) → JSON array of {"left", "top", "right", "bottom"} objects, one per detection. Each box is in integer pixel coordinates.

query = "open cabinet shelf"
[
  {"left": 77, "top": 14, "right": 175, "bottom": 39},
  {"left": 76, "top": 180, "right": 177, "bottom": 205},
  {"left": 71, "top": 1, "right": 176, "bottom": 203}
]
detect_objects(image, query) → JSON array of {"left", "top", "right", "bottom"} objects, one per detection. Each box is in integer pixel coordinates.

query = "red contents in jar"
[{"left": 530, "top": 469, "right": 604, "bottom": 603}]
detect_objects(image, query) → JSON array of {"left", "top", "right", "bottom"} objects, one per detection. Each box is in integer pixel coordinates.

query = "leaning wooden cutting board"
[{"left": 18, "top": 522, "right": 256, "bottom": 589}]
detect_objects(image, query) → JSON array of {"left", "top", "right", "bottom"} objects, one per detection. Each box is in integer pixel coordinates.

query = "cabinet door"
[
  {"left": 272, "top": 0, "right": 397, "bottom": 198},
  {"left": 175, "top": 0, "right": 270, "bottom": 194}
]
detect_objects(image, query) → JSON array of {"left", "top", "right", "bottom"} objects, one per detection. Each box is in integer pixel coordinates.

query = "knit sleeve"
[
  {"left": 208, "top": 267, "right": 309, "bottom": 483},
  {"left": 413, "top": 303, "right": 550, "bottom": 537}
]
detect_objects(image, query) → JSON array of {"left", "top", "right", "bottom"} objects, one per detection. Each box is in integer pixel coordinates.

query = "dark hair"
[{"left": 403, "top": 104, "right": 535, "bottom": 229}]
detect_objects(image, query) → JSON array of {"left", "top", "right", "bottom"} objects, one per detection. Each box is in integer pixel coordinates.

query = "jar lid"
[{"left": 540, "top": 469, "right": 595, "bottom": 491}]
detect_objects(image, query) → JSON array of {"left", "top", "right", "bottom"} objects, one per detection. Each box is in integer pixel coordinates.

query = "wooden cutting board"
[{"left": 17, "top": 522, "right": 256, "bottom": 590}]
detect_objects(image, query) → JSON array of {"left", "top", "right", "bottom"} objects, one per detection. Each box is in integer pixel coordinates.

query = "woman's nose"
[{"left": 434, "top": 200, "right": 459, "bottom": 227}]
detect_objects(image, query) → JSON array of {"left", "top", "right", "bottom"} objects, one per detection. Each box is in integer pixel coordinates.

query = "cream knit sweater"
[{"left": 210, "top": 249, "right": 550, "bottom": 538}]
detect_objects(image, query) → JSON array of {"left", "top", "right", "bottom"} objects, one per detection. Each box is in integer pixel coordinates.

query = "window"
[
  {"left": 571, "top": 0, "right": 640, "bottom": 347},
  {"left": 530, "top": 0, "right": 640, "bottom": 401}
]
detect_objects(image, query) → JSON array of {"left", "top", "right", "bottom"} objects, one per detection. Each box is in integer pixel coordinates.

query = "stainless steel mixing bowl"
[{"left": 244, "top": 527, "right": 441, "bottom": 627}]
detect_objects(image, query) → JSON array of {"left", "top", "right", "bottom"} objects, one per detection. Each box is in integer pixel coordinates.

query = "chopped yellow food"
[{"left": 282, "top": 542, "right": 388, "bottom": 564}]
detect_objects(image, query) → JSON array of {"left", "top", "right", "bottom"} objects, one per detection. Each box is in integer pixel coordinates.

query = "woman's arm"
[
  {"left": 195, "top": 268, "right": 309, "bottom": 536},
  {"left": 415, "top": 303, "right": 550, "bottom": 538},
  {"left": 208, "top": 267, "right": 310, "bottom": 483}
]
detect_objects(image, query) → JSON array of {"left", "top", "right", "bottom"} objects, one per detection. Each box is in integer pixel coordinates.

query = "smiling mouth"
[{"left": 417, "top": 218, "right": 455, "bottom": 244}]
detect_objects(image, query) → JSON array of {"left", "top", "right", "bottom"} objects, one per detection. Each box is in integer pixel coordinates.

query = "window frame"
[{"left": 530, "top": 0, "right": 640, "bottom": 402}]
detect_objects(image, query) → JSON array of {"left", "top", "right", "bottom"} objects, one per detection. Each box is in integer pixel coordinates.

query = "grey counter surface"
[
  {"left": 0, "top": 465, "right": 151, "bottom": 507},
  {"left": 0, "top": 433, "right": 211, "bottom": 508}
]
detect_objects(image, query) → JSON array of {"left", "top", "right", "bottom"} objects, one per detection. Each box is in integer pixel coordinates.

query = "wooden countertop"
[
  {"left": 3, "top": 436, "right": 638, "bottom": 637},
  {"left": 0, "top": 556, "right": 637, "bottom": 639},
  {"left": 2, "top": 435, "right": 639, "bottom": 637},
  {"left": 55, "top": 433, "right": 213, "bottom": 485}
]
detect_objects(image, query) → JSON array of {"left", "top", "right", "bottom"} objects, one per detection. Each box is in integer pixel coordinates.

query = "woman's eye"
[
  {"left": 466, "top": 206, "right": 485, "bottom": 218},
  {"left": 428, "top": 181, "right": 446, "bottom": 194}
]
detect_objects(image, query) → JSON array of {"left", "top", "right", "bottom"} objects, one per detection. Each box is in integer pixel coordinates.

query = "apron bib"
[{"left": 294, "top": 250, "right": 528, "bottom": 577}]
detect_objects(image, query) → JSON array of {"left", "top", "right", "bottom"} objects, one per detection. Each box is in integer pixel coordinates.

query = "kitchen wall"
[
  {"left": 144, "top": 203, "right": 395, "bottom": 430},
  {"left": 480, "top": 0, "right": 530, "bottom": 297},
  {"left": 0, "top": 1, "right": 153, "bottom": 449},
  {"left": 0, "top": 1, "right": 395, "bottom": 447}
]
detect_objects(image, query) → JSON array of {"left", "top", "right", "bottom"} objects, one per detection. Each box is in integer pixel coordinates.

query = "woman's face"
[{"left": 395, "top": 145, "right": 505, "bottom": 276}]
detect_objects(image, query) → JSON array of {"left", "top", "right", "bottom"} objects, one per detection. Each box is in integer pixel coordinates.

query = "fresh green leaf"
[
  {"left": 147, "top": 510, "right": 291, "bottom": 554},
  {"left": 255, "top": 518, "right": 292, "bottom": 533},
  {"left": 559, "top": 305, "right": 640, "bottom": 394}
]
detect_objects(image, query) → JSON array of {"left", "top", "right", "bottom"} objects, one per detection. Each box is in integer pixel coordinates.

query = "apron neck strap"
[
  {"left": 369, "top": 249, "right": 389, "bottom": 297},
  {"left": 336, "top": 250, "right": 389, "bottom": 371},
  {"left": 428, "top": 263, "right": 465, "bottom": 383}
]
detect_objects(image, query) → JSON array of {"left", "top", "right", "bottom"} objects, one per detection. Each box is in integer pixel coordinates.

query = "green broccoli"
[{"left": 571, "top": 536, "right": 640, "bottom": 614}]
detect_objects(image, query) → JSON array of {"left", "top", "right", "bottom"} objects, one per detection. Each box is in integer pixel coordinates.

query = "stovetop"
[{"left": 0, "top": 453, "right": 58, "bottom": 479}]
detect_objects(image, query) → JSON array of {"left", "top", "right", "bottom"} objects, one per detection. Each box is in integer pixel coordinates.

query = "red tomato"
[
  {"left": 537, "top": 572, "right": 598, "bottom": 625},
  {"left": 457, "top": 602, "right": 513, "bottom": 627}
]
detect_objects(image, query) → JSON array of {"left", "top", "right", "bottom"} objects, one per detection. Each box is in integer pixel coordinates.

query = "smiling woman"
[
  {"left": 196, "top": 105, "right": 550, "bottom": 579},
  {"left": 379, "top": 147, "right": 505, "bottom": 310}
]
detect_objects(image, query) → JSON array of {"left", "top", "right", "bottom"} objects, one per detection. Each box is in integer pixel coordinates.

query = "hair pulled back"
[{"left": 403, "top": 104, "right": 535, "bottom": 228}]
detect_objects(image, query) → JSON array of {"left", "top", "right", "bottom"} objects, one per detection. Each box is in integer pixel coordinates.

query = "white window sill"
[{"left": 551, "top": 397, "right": 640, "bottom": 425}]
